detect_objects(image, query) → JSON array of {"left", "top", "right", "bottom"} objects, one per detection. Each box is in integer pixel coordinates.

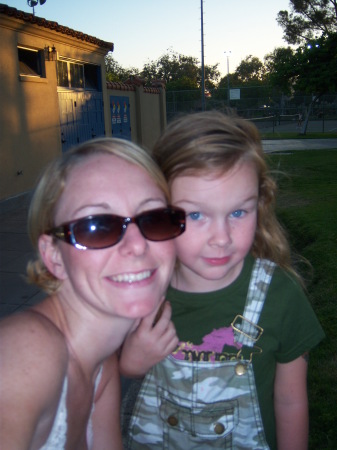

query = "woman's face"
[{"left": 49, "top": 153, "right": 176, "bottom": 319}]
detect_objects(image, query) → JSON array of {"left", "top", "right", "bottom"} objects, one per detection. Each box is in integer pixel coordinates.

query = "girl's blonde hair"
[
  {"left": 152, "top": 111, "right": 295, "bottom": 275},
  {"left": 27, "top": 137, "right": 170, "bottom": 293}
]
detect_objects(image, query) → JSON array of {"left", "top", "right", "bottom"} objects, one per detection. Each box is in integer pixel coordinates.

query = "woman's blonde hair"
[
  {"left": 27, "top": 137, "right": 170, "bottom": 293},
  {"left": 152, "top": 111, "right": 295, "bottom": 275}
]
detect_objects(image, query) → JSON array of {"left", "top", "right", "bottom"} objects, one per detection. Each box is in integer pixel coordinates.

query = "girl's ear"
[{"left": 38, "top": 235, "right": 67, "bottom": 281}]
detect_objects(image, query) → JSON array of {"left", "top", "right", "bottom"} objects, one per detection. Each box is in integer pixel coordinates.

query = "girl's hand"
[{"left": 119, "top": 300, "right": 178, "bottom": 377}]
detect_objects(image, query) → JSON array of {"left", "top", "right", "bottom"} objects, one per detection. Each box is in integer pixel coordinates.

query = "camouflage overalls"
[{"left": 127, "top": 259, "right": 276, "bottom": 449}]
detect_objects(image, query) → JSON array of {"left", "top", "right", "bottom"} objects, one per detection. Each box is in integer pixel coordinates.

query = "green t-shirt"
[{"left": 166, "top": 254, "right": 325, "bottom": 449}]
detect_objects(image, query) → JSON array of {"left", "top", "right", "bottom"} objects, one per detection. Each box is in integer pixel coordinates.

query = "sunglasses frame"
[{"left": 47, "top": 206, "right": 185, "bottom": 250}]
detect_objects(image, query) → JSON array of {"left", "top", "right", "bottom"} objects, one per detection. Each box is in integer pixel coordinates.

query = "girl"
[{"left": 121, "top": 112, "right": 324, "bottom": 450}]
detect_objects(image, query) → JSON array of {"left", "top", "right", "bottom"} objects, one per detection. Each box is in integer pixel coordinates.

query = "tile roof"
[
  {"left": 107, "top": 81, "right": 136, "bottom": 92},
  {"left": 106, "top": 81, "right": 162, "bottom": 94},
  {"left": 0, "top": 3, "right": 114, "bottom": 51}
]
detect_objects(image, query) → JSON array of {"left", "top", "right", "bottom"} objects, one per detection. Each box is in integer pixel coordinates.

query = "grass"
[
  {"left": 267, "top": 149, "right": 337, "bottom": 449},
  {"left": 261, "top": 132, "right": 337, "bottom": 140}
]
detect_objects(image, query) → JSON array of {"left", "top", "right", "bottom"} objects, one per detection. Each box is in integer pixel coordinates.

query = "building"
[{"left": 0, "top": 4, "right": 166, "bottom": 206}]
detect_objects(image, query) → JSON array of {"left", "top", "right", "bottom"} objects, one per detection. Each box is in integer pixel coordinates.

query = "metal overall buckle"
[
  {"left": 231, "top": 314, "right": 264, "bottom": 343},
  {"left": 231, "top": 315, "right": 264, "bottom": 376}
]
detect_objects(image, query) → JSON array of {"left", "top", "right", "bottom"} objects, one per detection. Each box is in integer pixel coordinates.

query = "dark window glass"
[
  {"left": 18, "top": 47, "right": 42, "bottom": 76},
  {"left": 56, "top": 61, "right": 101, "bottom": 91},
  {"left": 57, "top": 60, "right": 69, "bottom": 87},
  {"left": 84, "top": 64, "right": 100, "bottom": 90},
  {"left": 70, "top": 63, "right": 84, "bottom": 88}
]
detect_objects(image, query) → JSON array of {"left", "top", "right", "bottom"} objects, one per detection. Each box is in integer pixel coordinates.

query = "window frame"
[
  {"left": 57, "top": 59, "right": 101, "bottom": 91},
  {"left": 17, "top": 45, "right": 45, "bottom": 78}
]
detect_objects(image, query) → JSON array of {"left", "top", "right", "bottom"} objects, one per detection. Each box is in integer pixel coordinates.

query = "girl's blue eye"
[
  {"left": 188, "top": 212, "right": 202, "bottom": 221},
  {"left": 231, "top": 210, "right": 245, "bottom": 218}
]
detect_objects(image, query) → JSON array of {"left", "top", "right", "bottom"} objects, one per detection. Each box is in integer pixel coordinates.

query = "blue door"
[
  {"left": 110, "top": 96, "right": 131, "bottom": 140},
  {"left": 58, "top": 91, "right": 105, "bottom": 152}
]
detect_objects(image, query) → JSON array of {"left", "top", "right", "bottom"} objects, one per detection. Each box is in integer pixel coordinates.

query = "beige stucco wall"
[
  {"left": 0, "top": 11, "right": 166, "bottom": 205},
  {"left": 107, "top": 85, "right": 166, "bottom": 151},
  {"left": 0, "top": 14, "right": 110, "bottom": 202},
  {"left": 0, "top": 20, "right": 61, "bottom": 201},
  {"left": 135, "top": 86, "right": 166, "bottom": 150}
]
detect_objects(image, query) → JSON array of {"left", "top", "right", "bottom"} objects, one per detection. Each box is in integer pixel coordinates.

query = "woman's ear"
[{"left": 38, "top": 235, "right": 67, "bottom": 281}]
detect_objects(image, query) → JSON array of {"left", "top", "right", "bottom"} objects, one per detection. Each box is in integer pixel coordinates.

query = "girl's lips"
[{"left": 203, "top": 256, "right": 231, "bottom": 266}]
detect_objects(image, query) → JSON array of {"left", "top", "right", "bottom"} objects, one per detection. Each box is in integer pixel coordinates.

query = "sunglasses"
[{"left": 47, "top": 206, "right": 185, "bottom": 250}]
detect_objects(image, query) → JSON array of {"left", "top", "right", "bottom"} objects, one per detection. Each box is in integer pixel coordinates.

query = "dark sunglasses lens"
[
  {"left": 73, "top": 216, "right": 123, "bottom": 249},
  {"left": 138, "top": 209, "right": 185, "bottom": 241}
]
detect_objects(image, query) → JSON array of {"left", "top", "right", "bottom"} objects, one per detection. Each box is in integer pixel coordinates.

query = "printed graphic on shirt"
[{"left": 172, "top": 326, "right": 242, "bottom": 362}]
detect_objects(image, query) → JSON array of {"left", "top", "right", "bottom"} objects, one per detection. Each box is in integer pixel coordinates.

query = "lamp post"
[
  {"left": 224, "top": 50, "right": 231, "bottom": 106},
  {"left": 200, "top": 0, "right": 205, "bottom": 111}
]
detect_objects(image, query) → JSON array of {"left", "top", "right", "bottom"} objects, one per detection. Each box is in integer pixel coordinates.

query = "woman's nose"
[{"left": 118, "top": 222, "right": 148, "bottom": 256}]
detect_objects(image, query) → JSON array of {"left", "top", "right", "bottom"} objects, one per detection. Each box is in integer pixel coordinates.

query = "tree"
[
  {"left": 266, "top": 34, "right": 337, "bottom": 95},
  {"left": 264, "top": 47, "right": 297, "bottom": 94},
  {"left": 105, "top": 53, "right": 139, "bottom": 83},
  {"left": 277, "top": 0, "right": 337, "bottom": 45},
  {"left": 234, "top": 55, "right": 267, "bottom": 83},
  {"left": 140, "top": 50, "right": 220, "bottom": 90},
  {"left": 294, "top": 34, "right": 337, "bottom": 93},
  {"left": 274, "top": 1, "right": 337, "bottom": 133},
  {"left": 265, "top": 33, "right": 337, "bottom": 133},
  {"left": 213, "top": 56, "right": 270, "bottom": 109}
]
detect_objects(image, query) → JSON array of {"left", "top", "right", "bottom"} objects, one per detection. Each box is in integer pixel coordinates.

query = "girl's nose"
[{"left": 208, "top": 219, "right": 232, "bottom": 247}]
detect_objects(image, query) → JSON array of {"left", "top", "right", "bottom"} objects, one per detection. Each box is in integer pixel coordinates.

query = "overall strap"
[{"left": 233, "top": 258, "right": 276, "bottom": 347}]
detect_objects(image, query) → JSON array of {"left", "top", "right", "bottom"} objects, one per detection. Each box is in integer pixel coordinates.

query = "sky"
[{"left": 5, "top": 0, "right": 293, "bottom": 76}]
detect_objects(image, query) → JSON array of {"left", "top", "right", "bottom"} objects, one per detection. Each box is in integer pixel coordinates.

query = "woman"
[{"left": 0, "top": 138, "right": 185, "bottom": 449}]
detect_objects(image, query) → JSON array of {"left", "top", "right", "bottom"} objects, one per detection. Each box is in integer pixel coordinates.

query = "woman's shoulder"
[
  {"left": 1, "top": 305, "right": 66, "bottom": 339},
  {"left": 0, "top": 307, "right": 69, "bottom": 378},
  {"left": 0, "top": 308, "right": 69, "bottom": 448}
]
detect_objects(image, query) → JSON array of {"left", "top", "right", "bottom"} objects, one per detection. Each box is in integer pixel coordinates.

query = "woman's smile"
[{"left": 109, "top": 269, "right": 154, "bottom": 284}]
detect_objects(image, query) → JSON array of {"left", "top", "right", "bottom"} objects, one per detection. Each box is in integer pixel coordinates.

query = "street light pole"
[
  {"left": 224, "top": 50, "right": 231, "bottom": 106},
  {"left": 201, "top": 0, "right": 205, "bottom": 111}
]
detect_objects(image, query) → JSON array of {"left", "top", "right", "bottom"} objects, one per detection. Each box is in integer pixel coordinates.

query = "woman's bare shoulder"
[
  {"left": 0, "top": 308, "right": 69, "bottom": 378},
  {"left": 0, "top": 309, "right": 69, "bottom": 448}
]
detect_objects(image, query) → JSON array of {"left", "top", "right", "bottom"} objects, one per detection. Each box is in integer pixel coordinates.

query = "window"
[
  {"left": 57, "top": 60, "right": 69, "bottom": 87},
  {"left": 70, "top": 63, "right": 84, "bottom": 88},
  {"left": 57, "top": 60, "right": 100, "bottom": 91},
  {"left": 84, "top": 64, "right": 101, "bottom": 90},
  {"left": 18, "top": 46, "right": 44, "bottom": 77}
]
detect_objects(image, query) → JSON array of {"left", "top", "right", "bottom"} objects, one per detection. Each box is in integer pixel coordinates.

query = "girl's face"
[
  {"left": 170, "top": 161, "right": 258, "bottom": 292},
  {"left": 46, "top": 153, "right": 176, "bottom": 319}
]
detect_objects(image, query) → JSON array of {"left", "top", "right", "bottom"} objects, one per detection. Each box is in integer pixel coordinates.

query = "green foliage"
[
  {"left": 165, "top": 76, "right": 199, "bottom": 92},
  {"left": 104, "top": 52, "right": 139, "bottom": 82},
  {"left": 277, "top": 0, "right": 337, "bottom": 45},
  {"left": 265, "top": 33, "right": 337, "bottom": 96},
  {"left": 233, "top": 55, "right": 267, "bottom": 83},
  {"left": 217, "top": 56, "right": 268, "bottom": 93},
  {"left": 214, "top": 56, "right": 271, "bottom": 107},
  {"left": 105, "top": 0, "right": 337, "bottom": 113},
  {"left": 268, "top": 149, "right": 337, "bottom": 449},
  {"left": 265, "top": 47, "right": 296, "bottom": 94},
  {"left": 140, "top": 49, "right": 220, "bottom": 90},
  {"left": 295, "top": 34, "right": 337, "bottom": 94}
]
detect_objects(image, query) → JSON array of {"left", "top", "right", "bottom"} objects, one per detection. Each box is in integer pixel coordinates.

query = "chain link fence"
[{"left": 166, "top": 87, "right": 337, "bottom": 134}]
